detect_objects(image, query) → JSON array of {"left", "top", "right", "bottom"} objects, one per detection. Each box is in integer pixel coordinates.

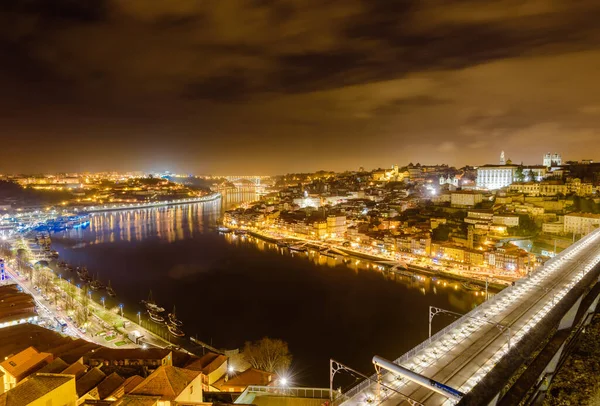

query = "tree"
[
  {"left": 515, "top": 166, "right": 525, "bottom": 182},
  {"left": 432, "top": 224, "right": 451, "bottom": 241},
  {"left": 243, "top": 337, "right": 292, "bottom": 374}
]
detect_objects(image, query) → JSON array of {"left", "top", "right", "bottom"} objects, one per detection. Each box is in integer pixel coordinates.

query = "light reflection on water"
[{"left": 51, "top": 189, "right": 484, "bottom": 387}]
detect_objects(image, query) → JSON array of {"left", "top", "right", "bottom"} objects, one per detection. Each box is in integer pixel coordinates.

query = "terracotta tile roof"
[
  {"left": 62, "top": 361, "right": 88, "bottom": 379},
  {"left": 123, "top": 375, "right": 145, "bottom": 394},
  {"left": 96, "top": 372, "right": 125, "bottom": 399},
  {"left": 0, "top": 325, "right": 72, "bottom": 362},
  {"left": 129, "top": 365, "right": 200, "bottom": 400},
  {"left": 0, "top": 373, "right": 74, "bottom": 406},
  {"left": 76, "top": 368, "right": 106, "bottom": 397},
  {"left": 213, "top": 368, "right": 272, "bottom": 391},
  {"left": 87, "top": 347, "right": 170, "bottom": 361},
  {"left": 185, "top": 352, "right": 227, "bottom": 374},
  {"left": 112, "top": 395, "right": 160, "bottom": 406},
  {"left": 0, "top": 347, "right": 53, "bottom": 381},
  {"left": 0, "top": 285, "right": 36, "bottom": 324},
  {"left": 36, "top": 357, "right": 69, "bottom": 374}
]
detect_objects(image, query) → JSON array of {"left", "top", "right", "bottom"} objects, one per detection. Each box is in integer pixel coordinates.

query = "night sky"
[{"left": 2, "top": 0, "right": 600, "bottom": 174}]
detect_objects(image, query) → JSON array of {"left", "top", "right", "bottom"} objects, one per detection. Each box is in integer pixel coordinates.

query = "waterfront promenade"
[
  {"left": 230, "top": 225, "right": 516, "bottom": 287},
  {"left": 3, "top": 262, "right": 175, "bottom": 351},
  {"left": 81, "top": 192, "right": 221, "bottom": 213}
]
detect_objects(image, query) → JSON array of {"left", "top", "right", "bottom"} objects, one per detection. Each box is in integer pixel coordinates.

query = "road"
[
  {"left": 4, "top": 262, "right": 173, "bottom": 351},
  {"left": 339, "top": 228, "right": 600, "bottom": 406}
]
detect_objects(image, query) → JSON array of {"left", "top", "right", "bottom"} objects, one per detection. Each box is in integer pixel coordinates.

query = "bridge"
[
  {"left": 222, "top": 175, "right": 269, "bottom": 185},
  {"left": 332, "top": 228, "right": 600, "bottom": 406}
]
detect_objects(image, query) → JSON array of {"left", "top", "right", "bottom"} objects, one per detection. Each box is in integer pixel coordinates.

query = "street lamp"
[
  {"left": 119, "top": 303, "right": 124, "bottom": 317},
  {"left": 137, "top": 311, "right": 141, "bottom": 324},
  {"left": 101, "top": 297, "right": 105, "bottom": 309}
]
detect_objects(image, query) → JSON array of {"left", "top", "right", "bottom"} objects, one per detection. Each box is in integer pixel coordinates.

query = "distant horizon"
[{"left": 1, "top": 152, "right": 595, "bottom": 178}]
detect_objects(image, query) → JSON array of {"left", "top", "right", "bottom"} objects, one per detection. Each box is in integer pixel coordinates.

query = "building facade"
[
  {"left": 476, "top": 165, "right": 518, "bottom": 190},
  {"left": 564, "top": 213, "right": 600, "bottom": 235}
]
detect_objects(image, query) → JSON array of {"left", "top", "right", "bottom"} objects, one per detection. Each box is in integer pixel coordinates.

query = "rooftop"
[
  {"left": 0, "top": 373, "right": 74, "bottom": 406},
  {"left": 129, "top": 365, "right": 200, "bottom": 400},
  {"left": 76, "top": 367, "right": 106, "bottom": 397},
  {"left": 0, "top": 347, "right": 52, "bottom": 381},
  {"left": 96, "top": 372, "right": 125, "bottom": 400},
  {"left": 36, "top": 357, "right": 69, "bottom": 374},
  {"left": 213, "top": 368, "right": 272, "bottom": 391},
  {"left": 185, "top": 352, "right": 227, "bottom": 375}
]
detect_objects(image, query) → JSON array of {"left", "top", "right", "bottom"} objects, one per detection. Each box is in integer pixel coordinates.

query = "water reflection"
[
  {"left": 58, "top": 189, "right": 258, "bottom": 246},
  {"left": 223, "top": 233, "right": 486, "bottom": 314},
  {"left": 50, "top": 187, "right": 485, "bottom": 386}
]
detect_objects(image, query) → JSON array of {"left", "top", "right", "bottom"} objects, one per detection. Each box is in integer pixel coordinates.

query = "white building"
[
  {"left": 476, "top": 165, "right": 518, "bottom": 190},
  {"left": 564, "top": 213, "right": 600, "bottom": 235},
  {"left": 451, "top": 191, "right": 483, "bottom": 208},
  {"left": 493, "top": 214, "right": 520, "bottom": 227},
  {"left": 439, "top": 174, "right": 459, "bottom": 187},
  {"left": 543, "top": 153, "right": 562, "bottom": 168}
]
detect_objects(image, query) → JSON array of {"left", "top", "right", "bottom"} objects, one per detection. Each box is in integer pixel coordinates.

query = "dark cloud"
[{"left": 1, "top": 0, "right": 600, "bottom": 173}]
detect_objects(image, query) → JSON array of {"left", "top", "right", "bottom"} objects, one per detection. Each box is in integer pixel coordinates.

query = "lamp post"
[
  {"left": 101, "top": 297, "right": 105, "bottom": 309},
  {"left": 119, "top": 303, "right": 124, "bottom": 317},
  {"left": 137, "top": 311, "right": 141, "bottom": 325}
]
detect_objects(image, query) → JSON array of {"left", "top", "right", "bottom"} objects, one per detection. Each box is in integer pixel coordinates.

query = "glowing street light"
[
  {"left": 119, "top": 303, "right": 124, "bottom": 317},
  {"left": 101, "top": 297, "right": 105, "bottom": 309}
]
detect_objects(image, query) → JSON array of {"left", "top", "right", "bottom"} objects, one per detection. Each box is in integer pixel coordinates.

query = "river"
[{"left": 50, "top": 190, "right": 485, "bottom": 387}]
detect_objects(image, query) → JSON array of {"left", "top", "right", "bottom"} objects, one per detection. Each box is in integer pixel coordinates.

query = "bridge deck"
[{"left": 339, "top": 229, "right": 600, "bottom": 406}]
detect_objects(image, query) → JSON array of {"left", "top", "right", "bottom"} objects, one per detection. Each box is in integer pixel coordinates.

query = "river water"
[{"left": 51, "top": 191, "right": 484, "bottom": 387}]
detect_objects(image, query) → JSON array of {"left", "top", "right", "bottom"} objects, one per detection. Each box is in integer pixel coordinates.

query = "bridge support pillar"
[{"left": 557, "top": 296, "right": 582, "bottom": 330}]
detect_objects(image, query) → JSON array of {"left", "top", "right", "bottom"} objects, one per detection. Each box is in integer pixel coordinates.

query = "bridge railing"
[
  {"left": 238, "top": 385, "right": 332, "bottom": 401},
  {"left": 339, "top": 242, "right": 590, "bottom": 404},
  {"left": 339, "top": 228, "right": 600, "bottom": 405}
]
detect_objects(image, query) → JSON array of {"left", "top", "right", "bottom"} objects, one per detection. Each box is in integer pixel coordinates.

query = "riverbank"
[
  {"left": 80, "top": 192, "right": 221, "bottom": 213},
  {"left": 244, "top": 228, "right": 507, "bottom": 291}
]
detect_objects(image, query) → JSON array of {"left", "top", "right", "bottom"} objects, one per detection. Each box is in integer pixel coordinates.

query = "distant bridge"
[
  {"left": 223, "top": 175, "right": 269, "bottom": 185},
  {"left": 333, "top": 228, "right": 600, "bottom": 406}
]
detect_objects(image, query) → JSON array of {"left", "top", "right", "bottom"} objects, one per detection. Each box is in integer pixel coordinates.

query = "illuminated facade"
[
  {"left": 476, "top": 165, "right": 518, "bottom": 190},
  {"left": 543, "top": 153, "right": 562, "bottom": 168},
  {"left": 564, "top": 213, "right": 600, "bottom": 235}
]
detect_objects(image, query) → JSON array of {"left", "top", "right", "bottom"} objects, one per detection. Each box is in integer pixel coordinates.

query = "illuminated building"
[
  {"left": 543, "top": 152, "right": 562, "bottom": 168},
  {"left": 476, "top": 165, "right": 518, "bottom": 190},
  {"left": 450, "top": 191, "right": 483, "bottom": 208},
  {"left": 564, "top": 213, "right": 600, "bottom": 235}
]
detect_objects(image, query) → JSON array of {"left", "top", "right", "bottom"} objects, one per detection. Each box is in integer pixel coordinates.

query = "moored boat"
[
  {"left": 168, "top": 306, "right": 183, "bottom": 327},
  {"left": 168, "top": 324, "right": 185, "bottom": 337},
  {"left": 462, "top": 282, "right": 482, "bottom": 291},
  {"left": 106, "top": 280, "right": 117, "bottom": 297},
  {"left": 148, "top": 311, "right": 165, "bottom": 323},
  {"left": 141, "top": 290, "right": 165, "bottom": 313},
  {"left": 90, "top": 275, "right": 104, "bottom": 291}
]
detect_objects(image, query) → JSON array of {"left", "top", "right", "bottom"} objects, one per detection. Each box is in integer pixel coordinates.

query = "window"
[{"left": 190, "top": 385, "right": 193, "bottom": 395}]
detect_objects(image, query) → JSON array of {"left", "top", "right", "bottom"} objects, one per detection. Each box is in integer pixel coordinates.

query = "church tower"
[{"left": 500, "top": 150, "right": 506, "bottom": 165}]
